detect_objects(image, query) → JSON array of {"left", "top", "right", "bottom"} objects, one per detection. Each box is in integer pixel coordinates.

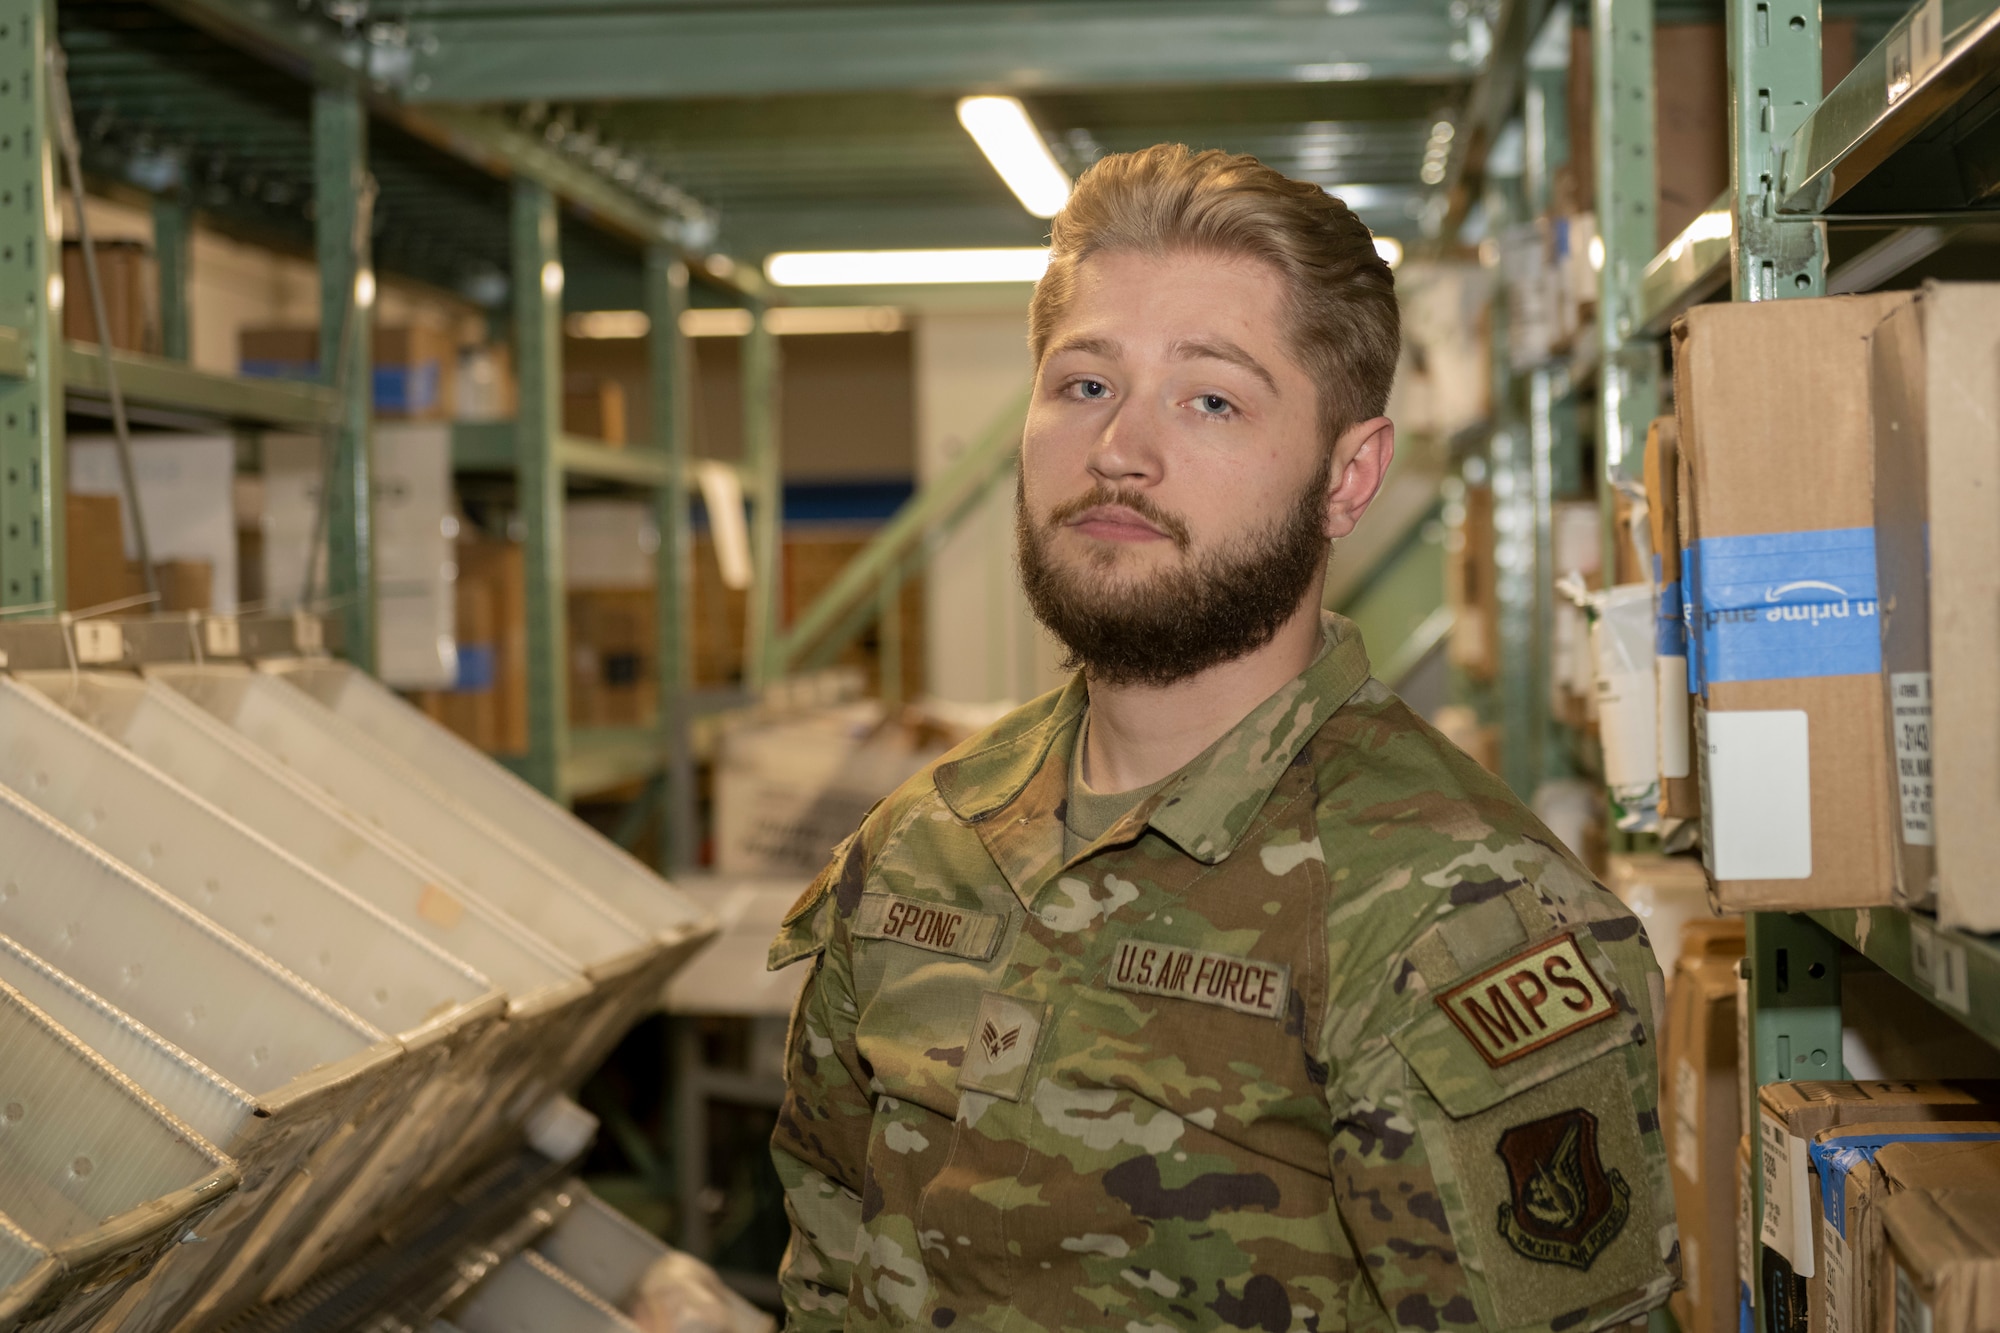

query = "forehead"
[{"left": 1043, "top": 249, "right": 1299, "bottom": 366}]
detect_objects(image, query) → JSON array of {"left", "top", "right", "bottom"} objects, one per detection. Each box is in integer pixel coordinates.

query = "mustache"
[{"left": 1044, "top": 485, "right": 1194, "bottom": 551}]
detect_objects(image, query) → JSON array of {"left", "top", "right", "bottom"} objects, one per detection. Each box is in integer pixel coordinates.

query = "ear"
[{"left": 1323, "top": 416, "right": 1396, "bottom": 540}]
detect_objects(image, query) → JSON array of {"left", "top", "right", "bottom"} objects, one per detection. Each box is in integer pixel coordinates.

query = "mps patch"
[{"left": 1436, "top": 932, "right": 1616, "bottom": 1068}]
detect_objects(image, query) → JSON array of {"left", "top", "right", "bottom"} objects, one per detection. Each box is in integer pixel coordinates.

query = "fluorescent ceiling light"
[
  {"left": 765, "top": 249, "right": 1051, "bottom": 287},
  {"left": 567, "top": 309, "right": 651, "bottom": 339},
  {"left": 675, "top": 306, "right": 908, "bottom": 337},
  {"left": 678, "top": 308, "right": 755, "bottom": 338},
  {"left": 1372, "top": 236, "right": 1404, "bottom": 269},
  {"left": 956, "top": 96, "right": 1071, "bottom": 218}
]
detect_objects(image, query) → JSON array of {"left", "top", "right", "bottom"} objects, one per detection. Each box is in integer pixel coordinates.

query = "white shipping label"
[
  {"left": 1674, "top": 1059, "right": 1702, "bottom": 1184},
  {"left": 1890, "top": 671, "right": 1934, "bottom": 845},
  {"left": 1759, "top": 1112, "right": 1816, "bottom": 1277},
  {"left": 1885, "top": 0, "right": 1944, "bottom": 103},
  {"left": 1657, "top": 656, "right": 1691, "bottom": 778},
  {"left": 202, "top": 614, "right": 241, "bottom": 659},
  {"left": 1707, "top": 710, "right": 1813, "bottom": 880},
  {"left": 71, "top": 620, "right": 123, "bottom": 665},
  {"left": 1822, "top": 1215, "right": 1850, "bottom": 1333},
  {"left": 1910, "top": 917, "right": 1971, "bottom": 1013}
]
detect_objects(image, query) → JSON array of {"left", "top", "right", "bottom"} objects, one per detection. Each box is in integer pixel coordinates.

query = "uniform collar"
[{"left": 933, "top": 613, "right": 1373, "bottom": 898}]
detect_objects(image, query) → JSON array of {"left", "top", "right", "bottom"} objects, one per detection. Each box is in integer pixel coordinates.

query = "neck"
[{"left": 1080, "top": 596, "right": 1325, "bottom": 794}]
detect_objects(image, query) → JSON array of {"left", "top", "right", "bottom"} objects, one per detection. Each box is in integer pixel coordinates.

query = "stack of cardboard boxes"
[
  {"left": 1643, "top": 283, "right": 2000, "bottom": 1333},
  {"left": 1666, "top": 284, "right": 2000, "bottom": 926}
]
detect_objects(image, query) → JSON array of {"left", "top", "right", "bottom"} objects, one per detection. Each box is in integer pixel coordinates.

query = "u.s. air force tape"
[
  {"left": 1105, "top": 939, "right": 1290, "bottom": 1020},
  {"left": 853, "top": 893, "right": 1005, "bottom": 961}
]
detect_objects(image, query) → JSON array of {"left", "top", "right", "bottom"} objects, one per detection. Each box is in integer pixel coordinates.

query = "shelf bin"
[
  {"left": 447, "top": 1251, "right": 643, "bottom": 1333},
  {"left": 266, "top": 660, "right": 711, "bottom": 945},
  {"left": 13, "top": 671, "right": 598, "bottom": 1283},
  {"left": 0, "top": 675, "right": 503, "bottom": 1322},
  {"left": 533, "top": 1184, "right": 668, "bottom": 1309},
  {"left": 0, "top": 785, "right": 402, "bottom": 1333},
  {"left": 147, "top": 665, "right": 688, "bottom": 1105},
  {"left": 0, "top": 977, "right": 236, "bottom": 1332}
]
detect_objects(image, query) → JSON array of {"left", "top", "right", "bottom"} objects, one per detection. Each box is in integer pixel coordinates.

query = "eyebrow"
[
  {"left": 1044, "top": 334, "right": 1121, "bottom": 361},
  {"left": 1170, "top": 337, "right": 1278, "bottom": 394}
]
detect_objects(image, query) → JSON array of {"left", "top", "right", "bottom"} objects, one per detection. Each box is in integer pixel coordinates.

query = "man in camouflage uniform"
[{"left": 770, "top": 145, "right": 1676, "bottom": 1333}]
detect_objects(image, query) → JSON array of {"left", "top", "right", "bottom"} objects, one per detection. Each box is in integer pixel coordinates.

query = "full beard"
[{"left": 1015, "top": 452, "right": 1334, "bottom": 688}]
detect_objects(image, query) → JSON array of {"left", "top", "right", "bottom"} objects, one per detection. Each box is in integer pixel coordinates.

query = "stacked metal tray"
[{"left": 0, "top": 624, "right": 714, "bottom": 1333}]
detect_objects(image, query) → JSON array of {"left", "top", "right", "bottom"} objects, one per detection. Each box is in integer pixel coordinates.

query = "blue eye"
[
  {"left": 1198, "top": 394, "right": 1232, "bottom": 414},
  {"left": 1076, "top": 379, "right": 1109, "bottom": 399}
]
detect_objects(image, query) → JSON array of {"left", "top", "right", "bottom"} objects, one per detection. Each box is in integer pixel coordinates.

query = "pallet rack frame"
[{"left": 1585, "top": 0, "right": 2000, "bottom": 1324}]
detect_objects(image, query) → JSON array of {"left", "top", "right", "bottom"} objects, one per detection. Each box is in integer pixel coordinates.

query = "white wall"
[{"left": 914, "top": 311, "right": 1068, "bottom": 707}]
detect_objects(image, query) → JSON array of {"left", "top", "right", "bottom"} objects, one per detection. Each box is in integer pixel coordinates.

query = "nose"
[{"left": 1084, "top": 398, "right": 1163, "bottom": 489}]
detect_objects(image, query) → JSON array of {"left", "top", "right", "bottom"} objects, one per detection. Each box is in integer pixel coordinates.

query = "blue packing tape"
[
  {"left": 1688, "top": 526, "right": 1881, "bottom": 688},
  {"left": 1808, "top": 1131, "right": 2000, "bottom": 1239}
]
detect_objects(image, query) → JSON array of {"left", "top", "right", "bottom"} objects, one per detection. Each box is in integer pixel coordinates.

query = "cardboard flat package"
[
  {"left": 240, "top": 326, "right": 458, "bottom": 419},
  {"left": 1814, "top": 1127, "right": 2000, "bottom": 1333},
  {"left": 62, "top": 238, "right": 157, "bottom": 353},
  {"left": 1646, "top": 414, "right": 1699, "bottom": 818},
  {"left": 1757, "top": 1082, "right": 2000, "bottom": 1333},
  {"left": 563, "top": 375, "right": 629, "bottom": 446},
  {"left": 1666, "top": 920, "right": 1746, "bottom": 1333},
  {"left": 1868, "top": 283, "right": 2000, "bottom": 931},
  {"left": 1881, "top": 1188, "right": 2000, "bottom": 1333},
  {"left": 1446, "top": 483, "right": 1499, "bottom": 681},
  {"left": 1673, "top": 294, "right": 1909, "bottom": 910}
]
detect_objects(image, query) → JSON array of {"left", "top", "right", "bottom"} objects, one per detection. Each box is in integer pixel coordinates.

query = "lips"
[{"left": 1066, "top": 504, "right": 1169, "bottom": 542}]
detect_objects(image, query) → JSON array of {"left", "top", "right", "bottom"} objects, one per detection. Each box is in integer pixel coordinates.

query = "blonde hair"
[{"left": 1029, "top": 144, "right": 1399, "bottom": 442}]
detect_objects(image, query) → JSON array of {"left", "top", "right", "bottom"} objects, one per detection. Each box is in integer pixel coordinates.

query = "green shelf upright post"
[
  {"left": 1726, "top": 0, "right": 1824, "bottom": 298},
  {"left": 741, "top": 299, "right": 782, "bottom": 689},
  {"left": 646, "top": 246, "right": 695, "bottom": 871},
  {"left": 314, "top": 87, "right": 375, "bottom": 669},
  {"left": 1594, "top": 0, "right": 1661, "bottom": 494},
  {"left": 0, "top": 0, "right": 63, "bottom": 614},
  {"left": 514, "top": 178, "right": 568, "bottom": 798},
  {"left": 153, "top": 191, "right": 191, "bottom": 363}
]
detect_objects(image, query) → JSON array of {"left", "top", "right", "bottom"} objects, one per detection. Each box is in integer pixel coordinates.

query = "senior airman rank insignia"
[
  {"left": 1494, "top": 1108, "right": 1631, "bottom": 1270},
  {"left": 1436, "top": 931, "right": 1616, "bottom": 1066}
]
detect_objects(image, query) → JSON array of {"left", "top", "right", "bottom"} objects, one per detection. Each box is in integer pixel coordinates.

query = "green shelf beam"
[
  {"left": 152, "top": 193, "right": 193, "bottom": 364},
  {"left": 1637, "top": 193, "right": 1732, "bottom": 335},
  {"left": 393, "top": 2, "right": 1470, "bottom": 102},
  {"left": 1779, "top": 0, "right": 2000, "bottom": 214},
  {"left": 646, "top": 246, "right": 696, "bottom": 873},
  {"left": 740, "top": 301, "right": 782, "bottom": 690},
  {"left": 48, "top": 338, "right": 337, "bottom": 428},
  {"left": 451, "top": 420, "right": 737, "bottom": 491},
  {"left": 0, "top": 0, "right": 63, "bottom": 615},
  {"left": 1808, "top": 907, "right": 2000, "bottom": 1049}
]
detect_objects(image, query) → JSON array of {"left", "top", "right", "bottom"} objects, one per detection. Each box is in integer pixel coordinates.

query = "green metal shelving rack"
[
  {"left": 1585, "top": 0, "right": 2000, "bottom": 1324},
  {"left": 0, "top": 0, "right": 788, "bottom": 874}
]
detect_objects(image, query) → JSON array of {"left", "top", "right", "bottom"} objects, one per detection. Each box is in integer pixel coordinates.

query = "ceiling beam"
[{"left": 393, "top": 2, "right": 1474, "bottom": 102}]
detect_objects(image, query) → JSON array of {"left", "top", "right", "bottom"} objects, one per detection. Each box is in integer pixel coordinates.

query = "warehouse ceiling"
[{"left": 60, "top": 0, "right": 1915, "bottom": 302}]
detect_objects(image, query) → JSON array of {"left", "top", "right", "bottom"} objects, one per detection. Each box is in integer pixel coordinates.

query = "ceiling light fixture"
[
  {"left": 673, "top": 306, "right": 909, "bottom": 337},
  {"left": 765, "top": 249, "right": 1052, "bottom": 287},
  {"left": 1372, "top": 237, "right": 1404, "bottom": 269},
  {"left": 566, "top": 309, "right": 652, "bottom": 339},
  {"left": 956, "top": 96, "right": 1072, "bottom": 218}
]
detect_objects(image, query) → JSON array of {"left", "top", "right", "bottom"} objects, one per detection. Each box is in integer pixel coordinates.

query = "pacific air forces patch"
[{"left": 1494, "top": 1107, "right": 1631, "bottom": 1270}]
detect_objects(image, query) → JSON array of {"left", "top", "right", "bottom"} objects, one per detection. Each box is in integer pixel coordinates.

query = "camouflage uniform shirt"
[{"left": 769, "top": 613, "right": 1677, "bottom": 1332}]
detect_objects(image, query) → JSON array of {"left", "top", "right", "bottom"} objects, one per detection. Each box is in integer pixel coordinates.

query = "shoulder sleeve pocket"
[
  {"left": 1383, "top": 929, "right": 1674, "bottom": 1332},
  {"left": 768, "top": 830, "right": 862, "bottom": 971}
]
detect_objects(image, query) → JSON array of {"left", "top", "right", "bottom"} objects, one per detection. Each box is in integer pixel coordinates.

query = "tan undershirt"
[{"left": 1063, "top": 715, "right": 1175, "bottom": 861}]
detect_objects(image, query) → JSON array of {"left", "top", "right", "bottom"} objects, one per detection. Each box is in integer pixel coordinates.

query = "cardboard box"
[
  {"left": 1880, "top": 1188, "right": 2000, "bottom": 1333},
  {"left": 1666, "top": 930, "right": 1746, "bottom": 1333},
  {"left": 1673, "top": 294, "right": 1909, "bottom": 910},
  {"left": 1867, "top": 284, "right": 2000, "bottom": 931},
  {"left": 1741, "top": 1135, "right": 1758, "bottom": 1333},
  {"left": 1757, "top": 1082, "right": 2000, "bottom": 1333},
  {"left": 1655, "top": 25, "right": 1730, "bottom": 249},
  {"left": 569, "top": 588, "right": 655, "bottom": 727},
  {"left": 1814, "top": 1126, "right": 2000, "bottom": 1333},
  {"left": 68, "top": 433, "right": 236, "bottom": 615},
  {"left": 1446, "top": 483, "right": 1499, "bottom": 681},
  {"left": 464, "top": 539, "right": 528, "bottom": 755},
  {"left": 1610, "top": 852, "right": 1717, "bottom": 977},
  {"left": 240, "top": 326, "right": 458, "bottom": 420},
  {"left": 66, "top": 492, "right": 140, "bottom": 612},
  {"left": 62, "top": 239, "right": 156, "bottom": 353},
  {"left": 564, "top": 375, "right": 628, "bottom": 446},
  {"left": 1646, "top": 414, "right": 1700, "bottom": 818},
  {"left": 566, "top": 500, "right": 657, "bottom": 590}
]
